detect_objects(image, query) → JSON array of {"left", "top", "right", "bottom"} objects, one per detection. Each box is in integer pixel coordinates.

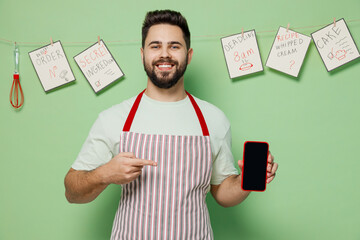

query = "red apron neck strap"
[
  {"left": 122, "top": 89, "right": 146, "bottom": 132},
  {"left": 123, "top": 89, "right": 210, "bottom": 136},
  {"left": 185, "top": 91, "right": 209, "bottom": 136}
]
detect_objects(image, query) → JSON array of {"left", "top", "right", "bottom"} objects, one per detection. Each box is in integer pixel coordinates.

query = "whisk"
[{"left": 10, "top": 42, "right": 24, "bottom": 109}]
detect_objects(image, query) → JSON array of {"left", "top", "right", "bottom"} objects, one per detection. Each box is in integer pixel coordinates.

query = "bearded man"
[{"left": 64, "top": 9, "right": 278, "bottom": 240}]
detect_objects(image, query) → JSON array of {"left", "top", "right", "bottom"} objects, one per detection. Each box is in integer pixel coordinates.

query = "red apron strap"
[
  {"left": 123, "top": 89, "right": 209, "bottom": 136},
  {"left": 186, "top": 91, "right": 210, "bottom": 136},
  {"left": 122, "top": 89, "right": 146, "bottom": 132}
]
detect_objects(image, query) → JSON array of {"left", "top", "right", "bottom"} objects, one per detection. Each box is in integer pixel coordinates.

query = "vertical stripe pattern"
[{"left": 111, "top": 132, "right": 213, "bottom": 240}]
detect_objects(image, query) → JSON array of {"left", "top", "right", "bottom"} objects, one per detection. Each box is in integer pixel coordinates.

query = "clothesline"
[{"left": 1, "top": 18, "right": 360, "bottom": 46}]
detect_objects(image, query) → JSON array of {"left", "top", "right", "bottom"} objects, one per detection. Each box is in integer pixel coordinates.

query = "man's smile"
[
  {"left": 154, "top": 60, "right": 177, "bottom": 71},
  {"left": 156, "top": 63, "right": 175, "bottom": 71}
]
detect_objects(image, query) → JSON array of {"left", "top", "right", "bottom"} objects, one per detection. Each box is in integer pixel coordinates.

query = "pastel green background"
[{"left": 1, "top": 0, "right": 359, "bottom": 239}]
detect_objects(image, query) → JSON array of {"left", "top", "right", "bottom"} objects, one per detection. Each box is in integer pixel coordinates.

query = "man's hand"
[
  {"left": 64, "top": 152, "right": 157, "bottom": 203},
  {"left": 99, "top": 152, "right": 157, "bottom": 185},
  {"left": 265, "top": 152, "right": 277, "bottom": 183},
  {"left": 238, "top": 151, "right": 278, "bottom": 184}
]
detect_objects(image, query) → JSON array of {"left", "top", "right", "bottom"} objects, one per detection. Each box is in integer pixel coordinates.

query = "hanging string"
[
  {"left": 192, "top": 19, "right": 360, "bottom": 39},
  {"left": 1, "top": 18, "right": 359, "bottom": 46},
  {"left": 0, "top": 37, "right": 13, "bottom": 43}
]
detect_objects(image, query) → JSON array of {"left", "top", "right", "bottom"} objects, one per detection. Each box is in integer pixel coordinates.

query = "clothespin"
[
  {"left": 241, "top": 28, "right": 244, "bottom": 38},
  {"left": 50, "top": 37, "right": 53, "bottom": 46},
  {"left": 98, "top": 36, "right": 100, "bottom": 45},
  {"left": 333, "top": 18, "right": 336, "bottom": 27},
  {"left": 286, "top": 23, "right": 290, "bottom": 32}
]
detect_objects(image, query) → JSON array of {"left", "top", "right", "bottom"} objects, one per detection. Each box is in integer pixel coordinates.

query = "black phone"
[{"left": 241, "top": 141, "right": 269, "bottom": 191}]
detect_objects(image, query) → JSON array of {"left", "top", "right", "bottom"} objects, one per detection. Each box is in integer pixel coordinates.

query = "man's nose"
[{"left": 159, "top": 47, "right": 171, "bottom": 58}]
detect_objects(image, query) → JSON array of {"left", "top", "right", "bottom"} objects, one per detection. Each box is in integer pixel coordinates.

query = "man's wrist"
[
  {"left": 236, "top": 174, "right": 242, "bottom": 189},
  {"left": 93, "top": 164, "right": 110, "bottom": 186}
]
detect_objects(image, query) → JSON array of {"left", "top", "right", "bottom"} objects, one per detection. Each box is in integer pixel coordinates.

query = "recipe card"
[
  {"left": 311, "top": 18, "right": 360, "bottom": 72},
  {"left": 221, "top": 30, "right": 263, "bottom": 79},
  {"left": 266, "top": 27, "right": 311, "bottom": 77},
  {"left": 74, "top": 40, "right": 124, "bottom": 93},
  {"left": 29, "top": 41, "right": 75, "bottom": 92}
]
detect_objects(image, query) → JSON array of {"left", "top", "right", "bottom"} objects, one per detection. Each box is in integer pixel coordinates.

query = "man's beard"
[{"left": 143, "top": 57, "right": 188, "bottom": 89}]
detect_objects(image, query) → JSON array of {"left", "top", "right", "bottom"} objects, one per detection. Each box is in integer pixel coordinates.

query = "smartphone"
[{"left": 241, "top": 141, "right": 269, "bottom": 192}]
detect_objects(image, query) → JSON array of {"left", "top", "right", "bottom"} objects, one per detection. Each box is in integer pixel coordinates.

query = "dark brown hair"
[{"left": 142, "top": 10, "right": 191, "bottom": 49}]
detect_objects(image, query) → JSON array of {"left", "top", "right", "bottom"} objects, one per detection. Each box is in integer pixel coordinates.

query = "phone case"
[{"left": 241, "top": 141, "right": 269, "bottom": 192}]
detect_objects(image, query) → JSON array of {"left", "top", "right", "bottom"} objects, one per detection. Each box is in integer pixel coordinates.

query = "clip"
[
  {"left": 286, "top": 23, "right": 290, "bottom": 32},
  {"left": 50, "top": 37, "right": 53, "bottom": 46},
  {"left": 98, "top": 36, "right": 100, "bottom": 45},
  {"left": 333, "top": 18, "right": 336, "bottom": 27},
  {"left": 241, "top": 28, "right": 244, "bottom": 38}
]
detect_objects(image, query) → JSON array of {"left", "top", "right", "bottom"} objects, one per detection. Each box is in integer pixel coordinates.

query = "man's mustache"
[{"left": 153, "top": 58, "right": 178, "bottom": 65}]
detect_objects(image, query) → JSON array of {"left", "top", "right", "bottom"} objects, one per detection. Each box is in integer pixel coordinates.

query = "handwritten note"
[
  {"left": 74, "top": 40, "right": 124, "bottom": 93},
  {"left": 221, "top": 30, "right": 263, "bottom": 78},
  {"left": 29, "top": 41, "right": 75, "bottom": 92},
  {"left": 266, "top": 27, "right": 311, "bottom": 77},
  {"left": 311, "top": 19, "right": 360, "bottom": 72}
]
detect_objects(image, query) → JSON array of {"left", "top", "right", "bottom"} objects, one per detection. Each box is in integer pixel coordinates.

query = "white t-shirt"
[{"left": 72, "top": 93, "right": 238, "bottom": 185}]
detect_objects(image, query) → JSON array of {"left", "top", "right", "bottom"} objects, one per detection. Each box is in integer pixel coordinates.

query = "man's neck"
[{"left": 145, "top": 78, "right": 187, "bottom": 102}]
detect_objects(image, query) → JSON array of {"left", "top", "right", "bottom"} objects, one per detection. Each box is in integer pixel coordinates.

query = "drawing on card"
[
  {"left": 311, "top": 18, "right": 360, "bottom": 72},
  {"left": 221, "top": 30, "right": 263, "bottom": 78},
  {"left": 29, "top": 41, "right": 75, "bottom": 92},
  {"left": 265, "top": 27, "right": 311, "bottom": 77},
  {"left": 74, "top": 40, "right": 124, "bottom": 93}
]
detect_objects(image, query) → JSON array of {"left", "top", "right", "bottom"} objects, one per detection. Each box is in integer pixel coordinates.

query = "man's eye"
[{"left": 151, "top": 45, "right": 159, "bottom": 49}]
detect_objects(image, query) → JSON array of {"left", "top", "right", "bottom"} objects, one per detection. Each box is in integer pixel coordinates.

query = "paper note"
[
  {"left": 221, "top": 30, "right": 263, "bottom": 78},
  {"left": 311, "top": 18, "right": 360, "bottom": 72},
  {"left": 266, "top": 27, "right": 311, "bottom": 77},
  {"left": 74, "top": 40, "right": 124, "bottom": 93},
  {"left": 28, "top": 41, "right": 75, "bottom": 92}
]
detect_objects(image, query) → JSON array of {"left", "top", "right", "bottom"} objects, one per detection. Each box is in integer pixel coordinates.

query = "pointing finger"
[
  {"left": 118, "top": 152, "right": 136, "bottom": 158},
  {"left": 131, "top": 158, "right": 157, "bottom": 167}
]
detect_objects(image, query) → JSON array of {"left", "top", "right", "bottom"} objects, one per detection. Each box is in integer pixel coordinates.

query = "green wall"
[{"left": 1, "top": 0, "right": 359, "bottom": 239}]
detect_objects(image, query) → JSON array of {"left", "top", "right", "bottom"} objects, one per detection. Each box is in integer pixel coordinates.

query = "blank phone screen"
[{"left": 242, "top": 141, "right": 269, "bottom": 191}]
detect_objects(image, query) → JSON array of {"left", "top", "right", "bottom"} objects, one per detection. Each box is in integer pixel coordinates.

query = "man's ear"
[
  {"left": 187, "top": 48, "right": 194, "bottom": 65},
  {"left": 140, "top": 48, "right": 144, "bottom": 65}
]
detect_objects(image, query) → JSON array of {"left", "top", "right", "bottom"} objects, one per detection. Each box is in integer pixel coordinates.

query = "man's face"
[{"left": 141, "top": 24, "right": 193, "bottom": 89}]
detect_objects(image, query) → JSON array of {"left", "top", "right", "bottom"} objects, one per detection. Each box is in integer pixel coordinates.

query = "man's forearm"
[
  {"left": 211, "top": 175, "right": 250, "bottom": 208},
  {"left": 64, "top": 167, "right": 108, "bottom": 204},
  {"left": 64, "top": 152, "right": 157, "bottom": 204}
]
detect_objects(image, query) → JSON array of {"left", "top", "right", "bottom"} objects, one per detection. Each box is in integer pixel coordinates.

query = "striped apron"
[{"left": 111, "top": 90, "right": 213, "bottom": 240}]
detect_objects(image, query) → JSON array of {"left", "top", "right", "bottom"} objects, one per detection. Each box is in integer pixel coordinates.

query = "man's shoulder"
[
  {"left": 192, "top": 95, "right": 231, "bottom": 138},
  {"left": 193, "top": 96, "right": 229, "bottom": 122},
  {"left": 98, "top": 95, "right": 137, "bottom": 121}
]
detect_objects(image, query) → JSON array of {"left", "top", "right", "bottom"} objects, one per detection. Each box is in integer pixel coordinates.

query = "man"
[{"left": 64, "top": 10, "right": 278, "bottom": 240}]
